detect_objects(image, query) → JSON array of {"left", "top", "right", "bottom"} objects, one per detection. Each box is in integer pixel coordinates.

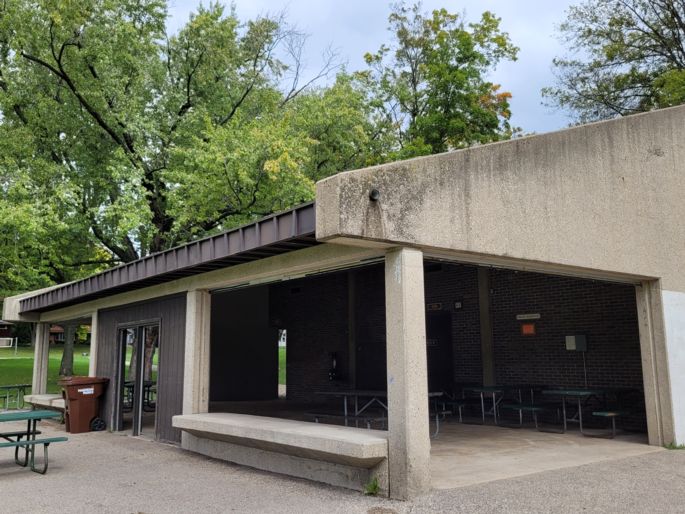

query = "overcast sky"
[{"left": 167, "top": 1, "right": 578, "bottom": 134}]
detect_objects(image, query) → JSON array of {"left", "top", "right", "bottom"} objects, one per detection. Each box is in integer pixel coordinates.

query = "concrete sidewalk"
[{"left": 1, "top": 420, "right": 684, "bottom": 513}]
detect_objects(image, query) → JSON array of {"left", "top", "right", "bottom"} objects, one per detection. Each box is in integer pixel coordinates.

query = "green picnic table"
[
  {"left": 541, "top": 388, "right": 609, "bottom": 433},
  {"left": 0, "top": 410, "right": 67, "bottom": 474},
  {"left": 0, "top": 383, "right": 30, "bottom": 410}
]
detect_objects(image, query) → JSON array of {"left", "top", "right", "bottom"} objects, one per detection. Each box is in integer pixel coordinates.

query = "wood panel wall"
[{"left": 96, "top": 294, "right": 187, "bottom": 443}]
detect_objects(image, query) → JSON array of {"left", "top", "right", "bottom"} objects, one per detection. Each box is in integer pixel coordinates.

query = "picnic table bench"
[{"left": 0, "top": 410, "right": 67, "bottom": 474}]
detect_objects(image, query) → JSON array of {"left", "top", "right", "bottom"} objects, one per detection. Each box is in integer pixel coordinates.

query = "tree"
[
  {"left": 0, "top": 1, "right": 343, "bottom": 262},
  {"left": 544, "top": 0, "right": 685, "bottom": 122},
  {"left": 357, "top": 2, "right": 519, "bottom": 159}
]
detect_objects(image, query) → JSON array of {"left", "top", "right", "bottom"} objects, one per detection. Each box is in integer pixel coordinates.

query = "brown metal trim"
[{"left": 20, "top": 203, "right": 317, "bottom": 313}]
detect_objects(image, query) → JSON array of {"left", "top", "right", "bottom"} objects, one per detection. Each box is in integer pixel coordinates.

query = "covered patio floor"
[
  {"left": 430, "top": 422, "right": 659, "bottom": 489},
  {"left": 204, "top": 399, "right": 660, "bottom": 490}
]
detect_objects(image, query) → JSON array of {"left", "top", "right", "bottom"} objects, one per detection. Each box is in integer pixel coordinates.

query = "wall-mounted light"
[{"left": 369, "top": 188, "right": 380, "bottom": 201}]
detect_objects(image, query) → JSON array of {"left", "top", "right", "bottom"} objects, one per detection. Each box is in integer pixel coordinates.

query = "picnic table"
[
  {"left": 0, "top": 384, "right": 30, "bottom": 410},
  {"left": 313, "top": 390, "right": 447, "bottom": 436},
  {"left": 316, "top": 390, "right": 443, "bottom": 417},
  {"left": 462, "top": 386, "right": 507, "bottom": 425},
  {"left": 0, "top": 409, "right": 67, "bottom": 474},
  {"left": 541, "top": 388, "right": 609, "bottom": 433}
]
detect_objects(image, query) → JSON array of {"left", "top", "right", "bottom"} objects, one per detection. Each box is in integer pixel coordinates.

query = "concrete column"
[
  {"left": 660, "top": 287, "right": 685, "bottom": 445},
  {"left": 88, "top": 311, "right": 99, "bottom": 377},
  {"left": 478, "top": 268, "right": 495, "bottom": 386},
  {"left": 635, "top": 281, "right": 676, "bottom": 446},
  {"left": 183, "top": 290, "right": 211, "bottom": 418},
  {"left": 385, "top": 247, "right": 431, "bottom": 499},
  {"left": 32, "top": 322, "right": 50, "bottom": 395}
]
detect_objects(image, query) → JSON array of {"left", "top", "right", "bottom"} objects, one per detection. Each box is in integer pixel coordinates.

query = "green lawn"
[
  {"left": 279, "top": 347, "right": 286, "bottom": 385},
  {"left": 0, "top": 344, "right": 285, "bottom": 395},
  {"left": 0, "top": 344, "right": 90, "bottom": 394}
]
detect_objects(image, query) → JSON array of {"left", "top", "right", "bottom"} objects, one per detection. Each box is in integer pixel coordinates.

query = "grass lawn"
[
  {"left": 1, "top": 345, "right": 286, "bottom": 397},
  {"left": 0, "top": 344, "right": 91, "bottom": 394},
  {"left": 278, "top": 347, "right": 286, "bottom": 385}
]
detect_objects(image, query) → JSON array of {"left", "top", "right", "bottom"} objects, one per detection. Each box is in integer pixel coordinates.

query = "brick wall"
[
  {"left": 353, "top": 265, "right": 387, "bottom": 390},
  {"left": 490, "top": 270, "right": 642, "bottom": 389},
  {"left": 269, "top": 271, "right": 352, "bottom": 402},
  {"left": 262, "top": 261, "right": 646, "bottom": 429},
  {"left": 424, "top": 264, "right": 482, "bottom": 384}
]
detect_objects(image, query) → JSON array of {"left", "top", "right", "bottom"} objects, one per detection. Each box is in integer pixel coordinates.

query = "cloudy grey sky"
[{"left": 167, "top": 1, "right": 578, "bottom": 134}]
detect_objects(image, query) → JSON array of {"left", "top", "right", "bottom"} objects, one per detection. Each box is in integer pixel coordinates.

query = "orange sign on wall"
[{"left": 521, "top": 322, "right": 536, "bottom": 336}]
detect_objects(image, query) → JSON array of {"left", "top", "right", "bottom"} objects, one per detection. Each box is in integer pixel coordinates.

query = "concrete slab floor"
[
  {"left": 1, "top": 418, "right": 684, "bottom": 513},
  {"left": 430, "top": 421, "right": 662, "bottom": 489}
]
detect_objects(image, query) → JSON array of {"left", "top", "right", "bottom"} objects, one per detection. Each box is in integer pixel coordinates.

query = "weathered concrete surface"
[
  {"left": 182, "top": 290, "right": 211, "bottom": 418},
  {"left": 23, "top": 394, "right": 65, "bottom": 410},
  {"left": 31, "top": 322, "right": 49, "bottom": 395},
  {"left": 2, "top": 420, "right": 685, "bottom": 514},
  {"left": 317, "top": 105, "right": 685, "bottom": 291},
  {"left": 174, "top": 413, "right": 389, "bottom": 493},
  {"left": 317, "top": 105, "right": 685, "bottom": 446},
  {"left": 430, "top": 422, "right": 661, "bottom": 489},
  {"left": 385, "top": 248, "right": 431, "bottom": 499}
]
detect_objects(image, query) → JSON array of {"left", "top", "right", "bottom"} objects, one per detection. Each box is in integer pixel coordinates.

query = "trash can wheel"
[{"left": 90, "top": 417, "right": 106, "bottom": 431}]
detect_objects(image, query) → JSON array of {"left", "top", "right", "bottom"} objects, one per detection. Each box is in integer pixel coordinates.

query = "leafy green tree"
[
  {"left": 0, "top": 1, "right": 345, "bottom": 262},
  {"left": 544, "top": 0, "right": 685, "bottom": 122},
  {"left": 357, "top": 2, "right": 518, "bottom": 159}
]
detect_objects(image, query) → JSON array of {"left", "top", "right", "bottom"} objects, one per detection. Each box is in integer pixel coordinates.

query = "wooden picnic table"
[{"left": 0, "top": 409, "right": 67, "bottom": 474}]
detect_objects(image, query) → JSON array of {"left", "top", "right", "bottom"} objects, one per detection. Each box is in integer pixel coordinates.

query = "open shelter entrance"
[{"left": 206, "top": 256, "right": 653, "bottom": 487}]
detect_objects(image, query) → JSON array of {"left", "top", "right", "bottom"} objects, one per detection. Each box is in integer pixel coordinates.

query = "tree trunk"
[{"left": 59, "top": 325, "right": 76, "bottom": 377}]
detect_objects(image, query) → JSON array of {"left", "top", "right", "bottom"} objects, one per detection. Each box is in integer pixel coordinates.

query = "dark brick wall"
[
  {"left": 424, "top": 264, "right": 482, "bottom": 384},
  {"left": 353, "top": 265, "right": 387, "bottom": 391},
  {"left": 242, "top": 260, "right": 646, "bottom": 429},
  {"left": 270, "top": 271, "right": 352, "bottom": 402},
  {"left": 490, "top": 270, "right": 642, "bottom": 390}
]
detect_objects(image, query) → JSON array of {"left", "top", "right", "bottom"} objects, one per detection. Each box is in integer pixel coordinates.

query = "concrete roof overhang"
[{"left": 18, "top": 202, "right": 318, "bottom": 314}]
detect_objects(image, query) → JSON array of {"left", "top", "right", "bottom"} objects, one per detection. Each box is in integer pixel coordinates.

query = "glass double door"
[{"left": 118, "top": 323, "right": 159, "bottom": 437}]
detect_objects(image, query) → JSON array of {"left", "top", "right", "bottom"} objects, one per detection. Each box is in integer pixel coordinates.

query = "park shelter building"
[{"left": 3, "top": 106, "right": 685, "bottom": 499}]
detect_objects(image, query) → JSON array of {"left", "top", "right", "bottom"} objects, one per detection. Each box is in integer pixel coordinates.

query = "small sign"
[
  {"left": 521, "top": 323, "right": 536, "bottom": 336},
  {"left": 454, "top": 301, "right": 463, "bottom": 310},
  {"left": 427, "top": 302, "right": 443, "bottom": 311},
  {"left": 78, "top": 387, "right": 95, "bottom": 395},
  {"left": 516, "top": 313, "right": 541, "bottom": 320}
]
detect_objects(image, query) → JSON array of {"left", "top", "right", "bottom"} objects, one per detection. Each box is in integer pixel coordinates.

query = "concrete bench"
[
  {"left": 23, "top": 394, "right": 65, "bottom": 412},
  {"left": 173, "top": 413, "right": 389, "bottom": 494}
]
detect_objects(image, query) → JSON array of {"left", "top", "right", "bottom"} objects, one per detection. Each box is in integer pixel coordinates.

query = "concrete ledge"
[
  {"left": 173, "top": 413, "right": 389, "bottom": 494},
  {"left": 24, "top": 394, "right": 65, "bottom": 411}
]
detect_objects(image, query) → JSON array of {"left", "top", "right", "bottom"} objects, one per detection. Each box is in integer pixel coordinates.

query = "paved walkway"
[{"left": 1, "top": 420, "right": 684, "bottom": 513}]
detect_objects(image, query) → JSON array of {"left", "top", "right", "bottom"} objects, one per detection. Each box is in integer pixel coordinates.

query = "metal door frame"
[{"left": 115, "top": 318, "right": 160, "bottom": 436}]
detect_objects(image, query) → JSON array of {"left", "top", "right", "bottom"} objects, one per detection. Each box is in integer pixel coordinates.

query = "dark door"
[{"left": 426, "top": 311, "right": 453, "bottom": 392}]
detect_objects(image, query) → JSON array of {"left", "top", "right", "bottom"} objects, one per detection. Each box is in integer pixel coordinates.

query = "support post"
[
  {"left": 88, "top": 311, "right": 99, "bottom": 377},
  {"left": 183, "top": 290, "right": 211, "bottom": 419},
  {"left": 32, "top": 322, "right": 50, "bottom": 395},
  {"left": 635, "top": 281, "right": 676, "bottom": 446},
  {"left": 385, "top": 247, "right": 430, "bottom": 499},
  {"left": 478, "top": 268, "right": 495, "bottom": 386}
]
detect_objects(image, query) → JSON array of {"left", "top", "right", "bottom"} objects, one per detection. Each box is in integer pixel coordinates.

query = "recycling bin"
[{"left": 58, "top": 376, "right": 109, "bottom": 433}]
